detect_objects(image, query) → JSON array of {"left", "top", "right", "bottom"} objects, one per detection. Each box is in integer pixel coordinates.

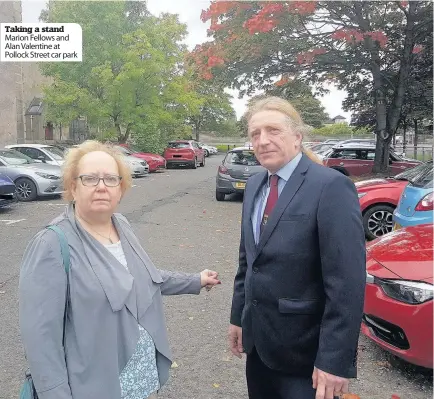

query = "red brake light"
[
  {"left": 218, "top": 165, "right": 229, "bottom": 174},
  {"left": 415, "top": 192, "right": 434, "bottom": 211}
]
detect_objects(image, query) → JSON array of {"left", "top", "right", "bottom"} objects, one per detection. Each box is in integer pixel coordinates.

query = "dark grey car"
[{"left": 215, "top": 147, "right": 265, "bottom": 201}]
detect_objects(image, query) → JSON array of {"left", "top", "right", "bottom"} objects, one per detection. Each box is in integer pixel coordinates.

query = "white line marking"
[{"left": 0, "top": 219, "right": 26, "bottom": 225}]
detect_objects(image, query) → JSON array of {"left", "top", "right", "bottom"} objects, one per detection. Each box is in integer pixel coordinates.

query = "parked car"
[
  {"left": 6, "top": 144, "right": 65, "bottom": 166},
  {"left": 0, "top": 173, "right": 16, "bottom": 208},
  {"left": 310, "top": 142, "right": 335, "bottom": 155},
  {"left": 362, "top": 223, "right": 433, "bottom": 368},
  {"left": 123, "top": 154, "right": 149, "bottom": 177},
  {"left": 323, "top": 144, "right": 420, "bottom": 176},
  {"left": 163, "top": 140, "right": 205, "bottom": 169},
  {"left": 0, "top": 149, "right": 62, "bottom": 201},
  {"left": 393, "top": 161, "right": 433, "bottom": 229},
  {"left": 197, "top": 142, "right": 218, "bottom": 157},
  {"left": 116, "top": 145, "right": 165, "bottom": 173},
  {"left": 215, "top": 146, "right": 265, "bottom": 201},
  {"left": 356, "top": 161, "right": 432, "bottom": 240}
]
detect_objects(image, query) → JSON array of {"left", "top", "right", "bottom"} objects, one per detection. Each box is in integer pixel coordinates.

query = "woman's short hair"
[
  {"left": 62, "top": 140, "right": 132, "bottom": 202},
  {"left": 245, "top": 96, "right": 323, "bottom": 165}
]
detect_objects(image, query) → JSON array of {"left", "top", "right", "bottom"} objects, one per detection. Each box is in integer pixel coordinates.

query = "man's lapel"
[
  {"left": 255, "top": 154, "right": 310, "bottom": 258},
  {"left": 244, "top": 171, "right": 268, "bottom": 250}
]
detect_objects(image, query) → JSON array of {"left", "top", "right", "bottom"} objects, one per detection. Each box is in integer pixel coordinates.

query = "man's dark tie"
[{"left": 260, "top": 174, "right": 279, "bottom": 234}]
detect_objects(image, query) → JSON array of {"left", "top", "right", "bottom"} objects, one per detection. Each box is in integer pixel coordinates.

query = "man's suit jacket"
[{"left": 230, "top": 153, "right": 366, "bottom": 378}]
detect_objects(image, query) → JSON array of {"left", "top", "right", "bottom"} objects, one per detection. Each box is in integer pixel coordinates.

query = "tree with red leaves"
[{"left": 191, "top": 1, "right": 433, "bottom": 173}]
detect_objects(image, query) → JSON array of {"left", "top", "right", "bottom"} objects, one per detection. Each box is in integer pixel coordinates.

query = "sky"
[{"left": 21, "top": 0, "right": 351, "bottom": 121}]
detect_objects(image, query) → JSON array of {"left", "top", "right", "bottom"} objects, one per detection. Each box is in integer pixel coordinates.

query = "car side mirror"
[{"left": 37, "top": 155, "right": 46, "bottom": 163}]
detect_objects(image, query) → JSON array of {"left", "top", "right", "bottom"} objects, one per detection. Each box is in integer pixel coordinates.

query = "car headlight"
[
  {"left": 366, "top": 271, "right": 375, "bottom": 284},
  {"left": 35, "top": 172, "right": 60, "bottom": 180},
  {"left": 376, "top": 278, "right": 433, "bottom": 304},
  {"left": 358, "top": 192, "right": 366, "bottom": 198}
]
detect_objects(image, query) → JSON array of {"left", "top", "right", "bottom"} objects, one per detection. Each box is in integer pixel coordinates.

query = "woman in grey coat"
[{"left": 19, "top": 141, "right": 221, "bottom": 399}]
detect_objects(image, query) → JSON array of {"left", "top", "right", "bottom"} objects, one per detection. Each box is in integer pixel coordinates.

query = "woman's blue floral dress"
[{"left": 119, "top": 325, "right": 160, "bottom": 399}]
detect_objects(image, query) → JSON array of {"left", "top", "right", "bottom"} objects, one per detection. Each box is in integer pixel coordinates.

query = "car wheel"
[
  {"left": 330, "top": 166, "right": 349, "bottom": 176},
  {"left": 215, "top": 190, "right": 225, "bottom": 201},
  {"left": 363, "top": 204, "right": 395, "bottom": 240},
  {"left": 200, "top": 156, "right": 205, "bottom": 167},
  {"left": 191, "top": 158, "right": 197, "bottom": 169},
  {"left": 204, "top": 149, "right": 209, "bottom": 157},
  {"left": 15, "top": 177, "right": 37, "bottom": 202}
]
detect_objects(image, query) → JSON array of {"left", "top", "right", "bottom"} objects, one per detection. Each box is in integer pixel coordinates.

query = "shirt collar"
[{"left": 268, "top": 152, "right": 303, "bottom": 184}]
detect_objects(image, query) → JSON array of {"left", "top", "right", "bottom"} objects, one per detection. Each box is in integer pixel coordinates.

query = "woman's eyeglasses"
[{"left": 76, "top": 175, "right": 122, "bottom": 187}]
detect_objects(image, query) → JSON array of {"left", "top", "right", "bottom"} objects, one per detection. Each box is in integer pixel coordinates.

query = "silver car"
[
  {"left": 215, "top": 146, "right": 265, "bottom": 201},
  {"left": 0, "top": 149, "right": 63, "bottom": 201},
  {"left": 6, "top": 144, "right": 65, "bottom": 166},
  {"left": 123, "top": 154, "right": 149, "bottom": 177}
]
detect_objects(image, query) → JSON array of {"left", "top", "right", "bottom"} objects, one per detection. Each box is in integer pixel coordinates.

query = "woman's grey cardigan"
[{"left": 19, "top": 204, "right": 201, "bottom": 399}]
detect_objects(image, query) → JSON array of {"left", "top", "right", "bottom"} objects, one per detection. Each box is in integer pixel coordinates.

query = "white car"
[
  {"left": 124, "top": 155, "right": 149, "bottom": 177},
  {"left": 198, "top": 142, "right": 217, "bottom": 157},
  {"left": 6, "top": 144, "right": 65, "bottom": 166}
]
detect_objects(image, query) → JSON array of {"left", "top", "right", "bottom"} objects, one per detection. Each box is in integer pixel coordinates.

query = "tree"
[
  {"left": 191, "top": 1, "right": 433, "bottom": 173},
  {"left": 40, "top": 1, "right": 189, "bottom": 145},
  {"left": 266, "top": 79, "right": 329, "bottom": 127}
]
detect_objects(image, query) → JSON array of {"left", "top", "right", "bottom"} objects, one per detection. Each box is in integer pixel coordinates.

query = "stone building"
[{"left": 0, "top": 1, "right": 75, "bottom": 147}]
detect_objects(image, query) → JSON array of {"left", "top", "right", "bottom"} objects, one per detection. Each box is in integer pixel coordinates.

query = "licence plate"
[{"left": 235, "top": 182, "right": 246, "bottom": 189}]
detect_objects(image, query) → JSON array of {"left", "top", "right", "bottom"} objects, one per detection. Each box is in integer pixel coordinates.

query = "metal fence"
[{"left": 394, "top": 144, "right": 433, "bottom": 162}]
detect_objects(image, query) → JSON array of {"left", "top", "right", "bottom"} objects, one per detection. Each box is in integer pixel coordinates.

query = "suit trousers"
[{"left": 246, "top": 347, "right": 340, "bottom": 399}]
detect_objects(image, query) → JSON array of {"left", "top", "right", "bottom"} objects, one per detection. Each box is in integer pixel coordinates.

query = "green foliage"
[
  {"left": 39, "top": 1, "right": 203, "bottom": 149},
  {"left": 195, "top": 1, "right": 433, "bottom": 172},
  {"left": 266, "top": 80, "right": 329, "bottom": 128},
  {"left": 215, "top": 144, "right": 238, "bottom": 152},
  {"left": 312, "top": 123, "right": 372, "bottom": 137}
]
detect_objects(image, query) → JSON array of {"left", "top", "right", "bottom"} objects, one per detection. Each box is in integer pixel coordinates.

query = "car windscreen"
[
  {"left": 410, "top": 162, "right": 433, "bottom": 189},
  {"left": 395, "top": 161, "right": 432, "bottom": 181},
  {"left": 226, "top": 151, "right": 260, "bottom": 166},
  {"left": 167, "top": 142, "right": 190, "bottom": 149},
  {"left": 115, "top": 146, "right": 132, "bottom": 155},
  {"left": 0, "top": 149, "right": 33, "bottom": 165},
  {"left": 45, "top": 146, "right": 65, "bottom": 160}
]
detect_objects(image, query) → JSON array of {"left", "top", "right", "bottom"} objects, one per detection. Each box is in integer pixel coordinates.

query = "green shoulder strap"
[{"left": 46, "top": 225, "right": 70, "bottom": 346}]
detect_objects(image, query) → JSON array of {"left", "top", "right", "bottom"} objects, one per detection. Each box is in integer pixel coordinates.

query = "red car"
[
  {"left": 163, "top": 140, "right": 205, "bottom": 169},
  {"left": 362, "top": 223, "right": 433, "bottom": 369},
  {"left": 324, "top": 144, "right": 420, "bottom": 177},
  {"left": 116, "top": 144, "right": 166, "bottom": 172},
  {"left": 356, "top": 161, "right": 432, "bottom": 240}
]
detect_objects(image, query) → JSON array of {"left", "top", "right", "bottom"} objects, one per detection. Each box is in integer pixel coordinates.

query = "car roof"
[
  {"left": 332, "top": 143, "right": 376, "bottom": 150},
  {"left": 6, "top": 144, "right": 52, "bottom": 148},
  {"left": 230, "top": 147, "right": 255, "bottom": 152}
]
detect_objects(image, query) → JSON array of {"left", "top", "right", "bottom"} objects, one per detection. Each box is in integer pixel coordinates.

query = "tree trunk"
[
  {"left": 413, "top": 119, "right": 418, "bottom": 160},
  {"left": 372, "top": 83, "right": 390, "bottom": 173},
  {"left": 115, "top": 122, "right": 131, "bottom": 143},
  {"left": 194, "top": 125, "right": 200, "bottom": 142},
  {"left": 403, "top": 119, "right": 407, "bottom": 155}
]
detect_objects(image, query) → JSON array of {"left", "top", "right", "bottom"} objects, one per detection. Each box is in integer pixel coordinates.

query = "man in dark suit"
[{"left": 229, "top": 97, "right": 366, "bottom": 399}]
